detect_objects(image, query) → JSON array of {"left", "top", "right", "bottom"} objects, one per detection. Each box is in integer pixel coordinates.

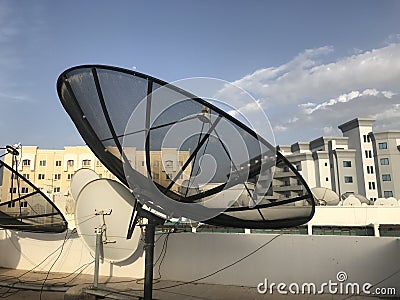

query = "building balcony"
[
  {"left": 274, "top": 171, "right": 297, "bottom": 178},
  {"left": 273, "top": 185, "right": 303, "bottom": 192}
]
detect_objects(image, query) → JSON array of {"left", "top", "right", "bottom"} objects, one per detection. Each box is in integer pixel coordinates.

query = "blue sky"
[{"left": 1, "top": 0, "right": 400, "bottom": 149}]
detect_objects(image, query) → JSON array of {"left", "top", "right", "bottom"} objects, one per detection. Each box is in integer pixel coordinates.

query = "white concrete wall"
[
  {"left": 0, "top": 227, "right": 399, "bottom": 296},
  {"left": 0, "top": 229, "right": 145, "bottom": 279},
  {"left": 309, "top": 206, "right": 400, "bottom": 229},
  {"left": 1, "top": 206, "right": 400, "bottom": 296},
  {"left": 156, "top": 233, "right": 400, "bottom": 295}
]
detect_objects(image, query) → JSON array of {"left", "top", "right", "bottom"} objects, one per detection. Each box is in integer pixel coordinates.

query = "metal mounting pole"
[
  {"left": 144, "top": 221, "right": 156, "bottom": 300},
  {"left": 138, "top": 209, "right": 164, "bottom": 300},
  {"left": 94, "top": 227, "right": 102, "bottom": 288},
  {"left": 93, "top": 209, "right": 113, "bottom": 289}
]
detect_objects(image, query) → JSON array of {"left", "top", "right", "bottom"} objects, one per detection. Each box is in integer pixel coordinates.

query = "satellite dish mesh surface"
[
  {"left": 0, "top": 160, "right": 67, "bottom": 233},
  {"left": 57, "top": 65, "right": 315, "bottom": 229}
]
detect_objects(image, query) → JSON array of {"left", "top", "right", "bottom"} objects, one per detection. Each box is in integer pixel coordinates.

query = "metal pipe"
[
  {"left": 94, "top": 227, "right": 102, "bottom": 288},
  {"left": 144, "top": 222, "right": 156, "bottom": 300}
]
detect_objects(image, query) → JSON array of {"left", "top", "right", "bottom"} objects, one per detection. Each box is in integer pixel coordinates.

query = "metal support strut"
[
  {"left": 144, "top": 220, "right": 156, "bottom": 300},
  {"left": 139, "top": 208, "right": 164, "bottom": 300}
]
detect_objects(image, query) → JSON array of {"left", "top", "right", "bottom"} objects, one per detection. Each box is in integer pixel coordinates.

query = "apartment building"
[
  {"left": 0, "top": 146, "right": 191, "bottom": 215},
  {"left": 278, "top": 118, "right": 400, "bottom": 200}
]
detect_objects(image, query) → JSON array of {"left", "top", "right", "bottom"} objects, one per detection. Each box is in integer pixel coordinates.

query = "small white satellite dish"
[
  {"left": 75, "top": 178, "right": 141, "bottom": 263},
  {"left": 342, "top": 195, "right": 361, "bottom": 206},
  {"left": 311, "top": 187, "right": 339, "bottom": 206},
  {"left": 387, "top": 197, "right": 399, "bottom": 206},
  {"left": 375, "top": 197, "right": 398, "bottom": 206},
  {"left": 70, "top": 168, "right": 99, "bottom": 200}
]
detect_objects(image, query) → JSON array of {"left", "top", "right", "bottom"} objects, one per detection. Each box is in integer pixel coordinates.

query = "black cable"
[
  {"left": 116, "top": 233, "right": 281, "bottom": 294},
  {"left": 39, "top": 229, "right": 69, "bottom": 300},
  {"left": 154, "top": 228, "right": 172, "bottom": 281},
  {"left": 154, "top": 234, "right": 281, "bottom": 291},
  {"left": 60, "top": 261, "right": 95, "bottom": 286},
  {"left": 340, "top": 265, "right": 400, "bottom": 300},
  {"left": 13, "top": 229, "right": 77, "bottom": 284},
  {"left": 19, "top": 260, "right": 94, "bottom": 286}
]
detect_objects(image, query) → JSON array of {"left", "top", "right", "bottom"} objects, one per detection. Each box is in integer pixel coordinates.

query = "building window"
[
  {"left": 67, "top": 173, "right": 73, "bottom": 180},
  {"left": 55, "top": 160, "right": 62, "bottom": 167},
  {"left": 9, "top": 187, "right": 17, "bottom": 193},
  {"left": 283, "top": 166, "right": 289, "bottom": 172},
  {"left": 38, "top": 174, "right": 45, "bottom": 180},
  {"left": 380, "top": 158, "right": 389, "bottom": 165},
  {"left": 367, "top": 166, "right": 374, "bottom": 174},
  {"left": 67, "top": 160, "right": 74, "bottom": 167},
  {"left": 141, "top": 161, "right": 145, "bottom": 167},
  {"left": 8, "top": 202, "right": 15, "bottom": 208},
  {"left": 343, "top": 161, "right": 351, "bottom": 167},
  {"left": 39, "top": 160, "right": 46, "bottom": 167},
  {"left": 96, "top": 160, "right": 102, "bottom": 167},
  {"left": 179, "top": 161, "right": 183, "bottom": 166},
  {"left": 22, "top": 159, "right": 31, "bottom": 166},
  {"left": 378, "top": 142, "right": 388, "bottom": 149},
  {"left": 21, "top": 187, "right": 29, "bottom": 194},
  {"left": 153, "top": 173, "right": 159, "bottom": 180},
  {"left": 54, "top": 174, "right": 61, "bottom": 180},
  {"left": 326, "top": 177, "right": 329, "bottom": 181},
  {"left": 20, "top": 201, "right": 28, "bottom": 208},
  {"left": 296, "top": 164, "right": 302, "bottom": 171},
  {"left": 344, "top": 176, "right": 353, "bottom": 183},
  {"left": 382, "top": 174, "right": 391, "bottom": 181},
  {"left": 368, "top": 182, "right": 376, "bottom": 190},
  {"left": 23, "top": 174, "right": 30, "bottom": 180},
  {"left": 364, "top": 150, "right": 372, "bottom": 158},
  {"left": 53, "top": 187, "right": 60, "bottom": 193},
  {"left": 153, "top": 161, "right": 159, "bottom": 167},
  {"left": 82, "top": 159, "right": 91, "bottom": 168},
  {"left": 165, "top": 160, "right": 173, "bottom": 168},
  {"left": 363, "top": 135, "right": 371, "bottom": 143},
  {"left": 384, "top": 191, "right": 393, "bottom": 198}
]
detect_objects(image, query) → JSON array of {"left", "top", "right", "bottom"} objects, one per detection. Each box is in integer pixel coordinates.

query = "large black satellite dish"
[
  {"left": 57, "top": 65, "right": 315, "bottom": 230},
  {"left": 57, "top": 65, "right": 315, "bottom": 299},
  {"left": 0, "top": 150, "right": 67, "bottom": 233}
]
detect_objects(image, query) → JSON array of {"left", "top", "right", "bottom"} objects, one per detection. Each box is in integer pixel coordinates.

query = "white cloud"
[
  {"left": 232, "top": 44, "right": 400, "bottom": 107},
  {"left": 223, "top": 43, "right": 400, "bottom": 144},
  {"left": 301, "top": 89, "right": 396, "bottom": 115},
  {"left": 274, "top": 125, "right": 288, "bottom": 132}
]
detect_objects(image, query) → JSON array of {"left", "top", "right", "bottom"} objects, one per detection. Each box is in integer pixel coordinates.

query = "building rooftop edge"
[{"left": 338, "top": 118, "right": 376, "bottom": 133}]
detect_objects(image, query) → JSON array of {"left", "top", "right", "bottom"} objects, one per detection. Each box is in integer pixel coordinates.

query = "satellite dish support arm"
[{"left": 141, "top": 209, "right": 164, "bottom": 300}]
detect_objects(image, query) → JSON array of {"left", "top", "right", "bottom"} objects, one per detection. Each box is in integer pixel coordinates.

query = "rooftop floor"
[{"left": 0, "top": 268, "right": 384, "bottom": 300}]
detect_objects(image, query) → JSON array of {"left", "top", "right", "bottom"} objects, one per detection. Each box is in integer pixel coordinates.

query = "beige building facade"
[{"left": 0, "top": 146, "right": 191, "bottom": 212}]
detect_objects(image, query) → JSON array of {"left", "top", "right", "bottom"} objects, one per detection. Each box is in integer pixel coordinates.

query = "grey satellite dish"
[
  {"left": 341, "top": 192, "right": 372, "bottom": 205},
  {"left": 75, "top": 178, "right": 141, "bottom": 263},
  {"left": 70, "top": 168, "right": 99, "bottom": 200},
  {"left": 311, "top": 187, "right": 340, "bottom": 206}
]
